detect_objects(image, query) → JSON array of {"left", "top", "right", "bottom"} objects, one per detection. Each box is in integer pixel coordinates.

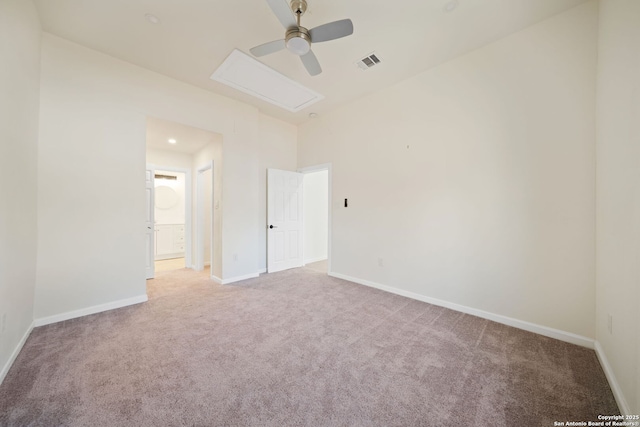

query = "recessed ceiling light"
[
  {"left": 145, "top": 13, "right": 160, "bottom": 24},
  {"left": 309, "top": 113, "right": 318, "bottom": 119},
  {"left": 443, "top": 0, "right": 459, "bottom": 13},
  {"left": 168, "top": 139, "right": 177, "bottom": 144}
]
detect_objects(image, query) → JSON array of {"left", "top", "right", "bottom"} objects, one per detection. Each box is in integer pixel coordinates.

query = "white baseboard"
[
  {"left": 329, "top": 272, "right": 595, "bottom": 349},
  {"left": 594, "top": 341, "right": 631, "bottom": 415},
  {"left": 0, "top": 321, "right": 34, "bottom": 386},
  {"left": 211, "top": 272, "right": 260, "bottom": 285},
  {"left": 155, "top": 253, "right": 185, "bottom": 261},
  {"left": 34, "top": 294, "right": 148, "bottom": 327},
  {"left": 257, "top": 268, "right": 267, "bottom": 274},
  {"left": 304, "top": 256, "right": 327, "bottom": 265}
]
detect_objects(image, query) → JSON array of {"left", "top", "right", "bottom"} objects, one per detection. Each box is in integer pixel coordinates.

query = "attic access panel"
[{"left": 210, "top": 49, "right": 324, "bottom": 113}]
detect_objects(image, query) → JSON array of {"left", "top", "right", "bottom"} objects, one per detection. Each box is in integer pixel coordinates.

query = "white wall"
[
  {"left": 595, "top": 0, "right": 640, "bottom": 415},
  {"left": 146, "top": 148, "right": 193, "bottom": 171},
  {"left": 257, "top": 115, "right": 297, "bottom": 271},
  {"left": 0, "top": 0, "right": 40, "bottom": 381},
  {"left": 35, "top": 34, "right": 296, "bottom": 319},
  {"left": 303, "top": 170, "right": 328, "bottom": 263},
  {"left": 298, "top": 2, "right": 598, "bottom": 339}
]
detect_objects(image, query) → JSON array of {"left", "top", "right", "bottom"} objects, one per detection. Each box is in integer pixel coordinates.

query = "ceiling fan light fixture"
[
  {"left": 285, "top": 28, "right": 311, "bottom": 56},
  {"left": 286, "top": 37, "right": 310, "bottom": 55}
]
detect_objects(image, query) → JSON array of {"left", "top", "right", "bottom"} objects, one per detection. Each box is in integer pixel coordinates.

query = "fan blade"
[
  {"left": 309, "top": 19, "right": 353, "bottom": 43},
  {"left": 250, "top": 39, "right": 286, "bottom": 57},
  {"left": 300, "top": 50, "right": 322, "bottom": 76},
  {"left": 265, "top": 0, "right": 297, "bottom": 29}
]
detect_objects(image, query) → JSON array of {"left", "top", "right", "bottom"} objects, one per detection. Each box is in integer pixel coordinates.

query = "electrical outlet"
[
  {"left": 378, "top": 258, "right": 383, "bottom": 267},
  {"left": 1, "top": 313, "right": 6, "bottom": 334},
  {"left": 607, "top": 314, "right": 613, "bottom": 334}
]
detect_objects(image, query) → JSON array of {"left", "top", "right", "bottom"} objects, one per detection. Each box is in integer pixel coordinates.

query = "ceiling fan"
[{"left": 250, "top": 0, "right": 354, "bottom": 76}]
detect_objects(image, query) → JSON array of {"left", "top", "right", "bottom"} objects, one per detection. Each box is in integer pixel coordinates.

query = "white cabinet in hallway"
[
  {"left": 154, "top": 224, "right": 185, "bottom": 260},
  {"left": 173, "top": 224, "right": 185, "bottom": 253}
]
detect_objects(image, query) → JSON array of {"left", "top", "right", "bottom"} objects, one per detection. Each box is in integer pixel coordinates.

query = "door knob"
[{"left": 269, "top": 225, "right": 278, "bottom": 229}]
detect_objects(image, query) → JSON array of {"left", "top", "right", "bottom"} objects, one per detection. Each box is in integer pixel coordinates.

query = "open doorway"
[
  {"left": 300, "top": 164, "right": 331, "bottom": 274},
  {"left": 145, "top": 117, "right": 223, "bottom": 280},
  {"left": 265, "top": 165, "right": 331, "bottom": 275}
]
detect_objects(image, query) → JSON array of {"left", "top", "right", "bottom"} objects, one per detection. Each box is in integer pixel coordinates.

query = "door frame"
[
  {"left": 195, "top": 161, "right": 214, "bottom": 277},
  {"left": 297, "top": 163, "right": 332, "bottom": 274},
  {"left": 145, "top": 167, "right": 156, "bottom": 279},
  {"left": 147, "top": 163, "right": 193, "bottom": 268}
]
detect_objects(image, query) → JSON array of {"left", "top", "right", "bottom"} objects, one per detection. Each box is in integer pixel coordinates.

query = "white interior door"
[
  {"left": 267, "top": 168, "right": 304, "bottom": 273},
  {"left": 145, "top": 168, "right": 155, "bottom": 279}
]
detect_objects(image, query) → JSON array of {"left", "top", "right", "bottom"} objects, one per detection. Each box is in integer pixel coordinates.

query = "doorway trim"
[
  {"left": 297, "top": 163, "right": 332, "bottom": 274},
  {"left": 195, "top": 161, "right": 214, "bottom": 278},
  {"left": 145, "top": 167, "right": 156, "bottom": 280},
  {"left": 147, "top": 163, "right": 193, "bottom": 268}
]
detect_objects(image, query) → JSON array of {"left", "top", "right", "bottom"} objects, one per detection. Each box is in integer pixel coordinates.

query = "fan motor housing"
[
  {"left": 285, "top": 27, "right": 311, "bottom": 55},
  {"left": 290, "top": 0, "right": 307, "bottom": 16}
]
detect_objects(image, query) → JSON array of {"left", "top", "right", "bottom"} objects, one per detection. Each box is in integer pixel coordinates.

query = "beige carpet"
[{"left": 0, "top": 266, "right": 619, "bottom": 426}]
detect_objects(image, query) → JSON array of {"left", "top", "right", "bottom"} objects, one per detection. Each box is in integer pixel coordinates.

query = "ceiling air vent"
[{"left": 357, "top": 53, "right": 381, "bottom": 70}]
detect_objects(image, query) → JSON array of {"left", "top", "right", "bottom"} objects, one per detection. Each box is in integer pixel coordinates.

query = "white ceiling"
[
  {"left": 34, "top": 0, "right": 588, "bottom": 125},
  {"left": 146, "top": 117, "right": 222, "bottom": 155}
]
